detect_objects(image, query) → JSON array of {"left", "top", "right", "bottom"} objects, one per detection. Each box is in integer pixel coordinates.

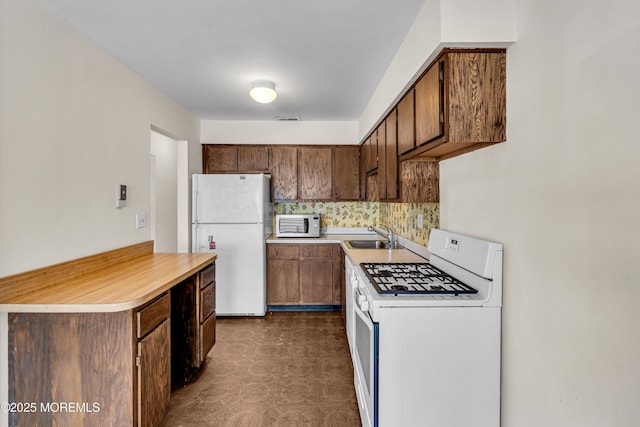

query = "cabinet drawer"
[
  {"left": 200, "top": 313, "right": 216, "bottom": 360},
  {"left": 300, "top": 244, "right": 334, "bottom": 258},
  {"left": 199, "top": 263, "right": 215, "bottom": 289},
  {"left": 200, "top": 282, "right": 216, "bottom": 322},
  {"left": 267, "top": 244, "right": 300, "bottom": 259},
  {"left": 137, "top": 293, "right": 170, "bottom": 339}
]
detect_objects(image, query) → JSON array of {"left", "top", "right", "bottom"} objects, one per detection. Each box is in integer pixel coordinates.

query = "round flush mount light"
[{"left": 249, "top": 80, "right": 277, "bottom": 104}]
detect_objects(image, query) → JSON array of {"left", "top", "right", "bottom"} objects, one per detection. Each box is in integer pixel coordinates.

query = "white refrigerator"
[{"left": 192, "top": 173, "right": 273, "bottom": 316}]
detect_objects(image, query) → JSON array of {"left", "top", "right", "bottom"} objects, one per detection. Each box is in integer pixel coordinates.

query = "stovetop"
[{"left": 360, "top": 262, "right": 478, "bottom": 295}]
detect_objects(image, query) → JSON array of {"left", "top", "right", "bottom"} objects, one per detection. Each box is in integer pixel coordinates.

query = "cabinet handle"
[{"left": 136, "top": 355, "right": 141, "bottom": 367}]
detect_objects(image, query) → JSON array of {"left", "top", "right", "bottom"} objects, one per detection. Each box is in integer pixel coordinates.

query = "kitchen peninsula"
[{"left": 0, "top": 241, "right": 216, "bottom": 427}]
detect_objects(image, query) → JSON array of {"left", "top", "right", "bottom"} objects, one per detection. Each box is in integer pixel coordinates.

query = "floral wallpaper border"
[{"left": 274, "top": 202, "right": 439, "bottom": 246}]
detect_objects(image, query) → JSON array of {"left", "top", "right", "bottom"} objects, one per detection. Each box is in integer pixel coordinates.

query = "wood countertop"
[{"left": 0, "top": 242, "right": 216, "bottom": 313}]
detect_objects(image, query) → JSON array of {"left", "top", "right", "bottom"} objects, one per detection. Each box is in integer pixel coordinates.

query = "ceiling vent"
[{"left": 274, "top": 115, "right": 301, "bottom": 121}]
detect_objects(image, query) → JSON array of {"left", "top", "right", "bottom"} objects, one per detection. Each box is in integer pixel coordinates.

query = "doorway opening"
[{"left": 150, "top": 129, "right": 188, "bottom": 252}]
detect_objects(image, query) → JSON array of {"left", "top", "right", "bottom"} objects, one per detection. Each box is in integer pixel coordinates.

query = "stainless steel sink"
[{"left": 346, "top": 240, "right": 393, "bottom": 249}]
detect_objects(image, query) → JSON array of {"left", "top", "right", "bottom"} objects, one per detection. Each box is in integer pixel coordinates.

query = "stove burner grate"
[{"left": 360, "top": 262, "right": 478, "bottom": 295}]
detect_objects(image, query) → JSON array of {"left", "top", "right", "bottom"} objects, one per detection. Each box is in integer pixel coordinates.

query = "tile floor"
[{"left": 160, "top": 311, "right": 361, "bottom": 427}]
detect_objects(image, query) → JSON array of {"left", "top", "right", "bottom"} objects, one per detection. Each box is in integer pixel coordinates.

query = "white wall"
[
  {"left": 436, "top": 0, "right": 640, "bottom": 426},
  {"left": 201, "top": 120, "right": 358, "bottom": 145},
  {"left": 0, "top": 0, "right": 201, "bottom": 276}
]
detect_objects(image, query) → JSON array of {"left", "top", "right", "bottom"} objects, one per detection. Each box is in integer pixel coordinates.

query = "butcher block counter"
[
  {"left": 0, "top": 242, "right": 216, "bottom": 313},
  {"left": 0, "top": 241, "right": 217, "bottom": 427}
]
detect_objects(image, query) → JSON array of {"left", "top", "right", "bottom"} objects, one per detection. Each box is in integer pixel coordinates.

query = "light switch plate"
[
  {"left": 417, "top": 214, "right": 423, "bottom": 229},
  {"left": 136, "top": 213, "right": 147, "bottom": 229}
]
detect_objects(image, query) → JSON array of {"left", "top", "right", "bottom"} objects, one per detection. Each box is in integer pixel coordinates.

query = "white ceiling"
[{"left": 38, "top": 0, "right": 426, "bottom": 121}]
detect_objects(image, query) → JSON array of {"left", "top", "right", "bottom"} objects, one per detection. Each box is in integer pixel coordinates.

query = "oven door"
[{"left": 352, "top": 285, "right": 377, "bottom": 427}]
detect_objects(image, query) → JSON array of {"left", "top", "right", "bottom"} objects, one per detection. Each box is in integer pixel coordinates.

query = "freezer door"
[
  {"left": 193, "top": 174, "right": 266, "bottom": 224},
  {"left": 192, "top": 223, "right": 266, "bottom": 316}
]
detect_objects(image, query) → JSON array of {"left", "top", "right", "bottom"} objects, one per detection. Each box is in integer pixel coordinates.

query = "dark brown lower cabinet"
[
  {"left": 267, "top": 258, "right": 300, "bottom": 304},
  {"left": 198, "top": 267, "right": 216, "bottom": 362},
  {"left": 171, "top": 278, "right": 198, "bottom": 387},
  {"left": 138, "top": 319, "right": 171, "bottom": 427},
  {"left": 267, "top": 243, "right": 341, "bottom": 306},
  {"left": 171, "top": 263, "right": 217, "bottom": 387},
  {"left": 299, "top": 258, "right": 334, "bottom": 304}
]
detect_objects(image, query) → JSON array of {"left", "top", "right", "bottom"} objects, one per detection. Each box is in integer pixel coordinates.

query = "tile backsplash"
[
  {"left": 274, "top": 202, "right": 439, "bottom": 246},
  {"left": 379, "top": 202, "right": 439, "bottom": 246}
]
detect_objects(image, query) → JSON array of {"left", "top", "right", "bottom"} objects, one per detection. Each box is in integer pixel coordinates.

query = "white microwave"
[{"left": 275, "top": 214, "right": 320, "bottom": 238}]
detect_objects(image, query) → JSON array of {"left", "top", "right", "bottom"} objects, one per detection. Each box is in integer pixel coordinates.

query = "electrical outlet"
[
  {"left": 136, "top": 213, "right": 147, "bottom": 229},
  {"left": 417, "top": 214, "right": 423, "bottom": 229}
]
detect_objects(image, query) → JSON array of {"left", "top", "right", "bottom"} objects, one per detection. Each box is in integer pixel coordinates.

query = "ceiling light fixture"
[{"left": 249, "top": 80, "right": 277, "bottom": 104}]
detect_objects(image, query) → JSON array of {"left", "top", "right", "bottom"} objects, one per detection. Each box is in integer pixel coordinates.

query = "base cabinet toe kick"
[{"left": 0, "top": 246, "right": 216, "bottom": 427}]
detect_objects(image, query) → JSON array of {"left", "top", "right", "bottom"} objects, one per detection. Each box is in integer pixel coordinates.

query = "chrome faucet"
[{"left": 368, "top": 225, "right": 394, "bottom": 247}]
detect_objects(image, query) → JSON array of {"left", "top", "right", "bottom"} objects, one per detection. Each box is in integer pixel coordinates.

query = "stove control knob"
[
  {"left": 357, "top": 294, "right": 367, "bottom": 305},
  {"left": 360, "top": 300, "right": 369, "bottom": 311}
]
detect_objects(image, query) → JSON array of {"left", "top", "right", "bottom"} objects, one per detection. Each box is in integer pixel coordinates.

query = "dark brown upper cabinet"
[
  {"left": 269, "top": 146, "right": 298, "bottom": 201},
  {"left": 333, "top": 146, "right": 360, "bottom": 200},
  {"left": 383, "top": 110, "right": 399, "bottom": 200},
  {"left": 415, "top": 62, "right": 443, "bottom": 146},
  {"left": 359, "top": 143, "right": 368, "bottom": 200},
  {"left": 366, "top": 132, "right": 378, "bottom": 172},
  {"left": 376, "top": 121, "right": 387, "bottom": 199},
  {"left": 238, "top": 145, "right": 269, "bottom": 172},
  {"left": 203, "top": 145, "right": 238, "bottom": 172},
  {"left": 407, "top": 49, "right": 506, "bottom": 160},
  {"left": 203, "top": 144, "right": 361, "bottom": 202},
  {"left": 397, "top": 90, "right": 415, "bottom": 155},
  {"left": 297, "top": 147, "right": 332, "bottom": 200},
  {"left": 365, "top": 48, "right": 506, "bottom": 163},
  {"left": 400, "top": 160, "right": 439, "bottom": 203}
]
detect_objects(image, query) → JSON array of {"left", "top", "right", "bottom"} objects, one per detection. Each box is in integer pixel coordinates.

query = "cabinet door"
[
  {"left": 400, "top": 160, "right": 439, "bottom": 203},
  {"left": 238, "top": 145, "right": 269, "bottom": 171},
  {"left": 384, "top": 110, "right": 399, "bottom": 200},
  {"left": 269, "top": 146, "right": 298, "bottom": 201},
  {"left": 299, "top": 258, "right": 334, "bottom": 304},
  {"left": 366, "top": 134, "right": 378, "bottom": 172},
  {"left": 376, "top": 122, "right": 387, "bottom": 199},
  {"left": 359, "top": 143, "right": 368, "bottom": 199},
  {"left": 366, "top": 174, "right": 379, "bottom": 202},
  {"left": 200, "top": 282, "right": 216, "bottom": 324},
  {"left": 397, "top": 90, "right": 415, "bottom": 155},
  {"left": 138, "top": 320, "right": 171, "bottom": 427},
  {"left": 298, "top": 147, "right": 332, "bottom": 200},
  {"left": 333, "top": 146, "right": 360, "bottom": 200},
  {"left": 447, "top": 52, "right": 506, "bottom": 143},
  {"left": 203, "top": 145, "right": 238, "bottom": 173},
  {"left": 267, "top": 259, "right": 300, "bottom": 304},
  {"left": 198, "top": 275, "right": 216, "bottom": 362},
  {"left": 200, "top": 312, "right": 216, "bottom": 361},
  {"left": 415, "top": 63, "right": 443, "bottom": 145}
]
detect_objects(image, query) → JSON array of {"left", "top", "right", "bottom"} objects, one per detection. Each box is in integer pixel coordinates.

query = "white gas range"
[{"left": 347, "top": 229, "right": 503, "bottom": 427}]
